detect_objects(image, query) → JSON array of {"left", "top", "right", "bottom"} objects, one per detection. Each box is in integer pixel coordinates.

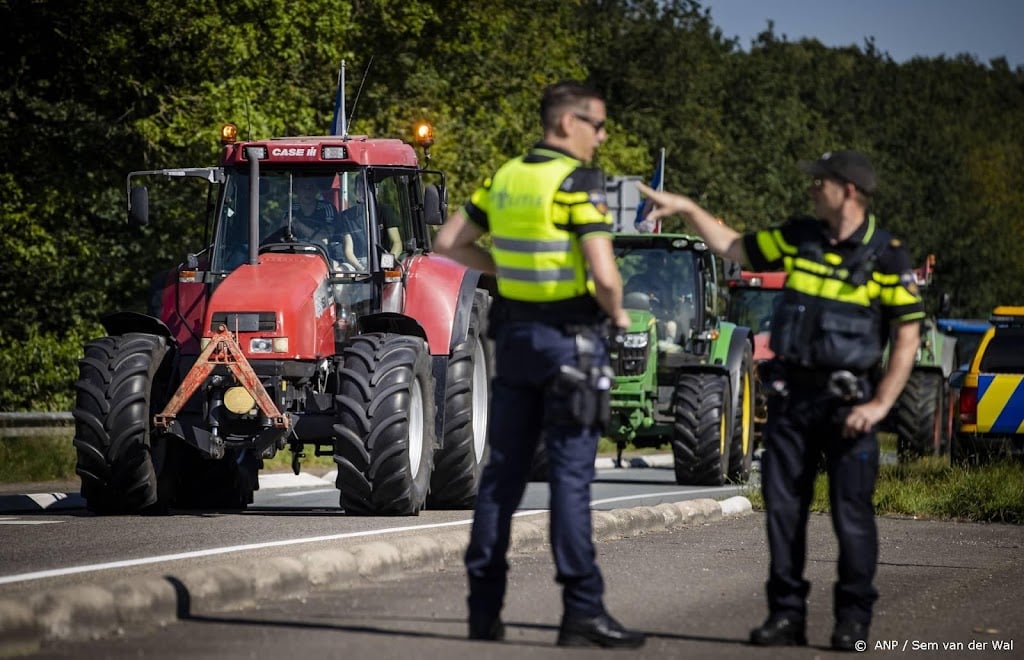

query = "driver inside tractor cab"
[
  {"left": 258, "top": 175, "right": 337, "bottom": 247},
  {"left": 624, "top": 250, "right": 683, "bottom": 343},
  {"left": 290, "top": 177, "right": 337, "bottom": 239}
]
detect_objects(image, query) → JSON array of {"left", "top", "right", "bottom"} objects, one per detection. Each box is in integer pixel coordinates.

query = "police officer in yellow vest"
[
  {"left": 638, "top": 151, "right": 924, "bottom": 652},
  {"left": 434, "top": 80, "right": 644, "bottom": 649}
]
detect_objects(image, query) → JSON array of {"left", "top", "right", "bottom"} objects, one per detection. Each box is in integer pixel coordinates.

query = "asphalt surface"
[
  {"left": 10, "top": 510, "right": 1024, "bottom": 659},
  {"left": 0, "top": 496, "right": 748, "bottom": 657},
  {"left": 4, "top": 454, "right": 1021, "bottom": 659},
  {"left": 0, "top": 455, "right": 676, "bottom": 512}
]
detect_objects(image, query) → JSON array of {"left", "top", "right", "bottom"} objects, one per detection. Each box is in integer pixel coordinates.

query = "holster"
[{"left": 543, "top": 327, "right": 613, "bottom": 430}]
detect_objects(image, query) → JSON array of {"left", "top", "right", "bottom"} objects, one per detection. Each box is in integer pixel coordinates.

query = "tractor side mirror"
[
  {"left": 723, "top": 259, "right": 742, "bottom": 282},
  {"left": 939, "top": 292, "right": 952, "bottom": 316},
  {"left": 423, "top": 184, "right": 446, "bottom": 225},
  {"left": 128, "top": 185, "right": 150, "bottom": 227}
]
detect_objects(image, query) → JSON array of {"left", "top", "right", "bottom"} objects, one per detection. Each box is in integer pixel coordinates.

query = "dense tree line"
[{"left": 1, "top": 0, "right": 1022, "bottom": 410}]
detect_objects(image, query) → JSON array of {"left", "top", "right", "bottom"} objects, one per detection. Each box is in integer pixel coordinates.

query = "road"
[
  {"left": 14, "top": 511, "right": 1024, "bottom": 659},
  {"left": 0, "top": 461, "right": 747, "bottom": 602}
]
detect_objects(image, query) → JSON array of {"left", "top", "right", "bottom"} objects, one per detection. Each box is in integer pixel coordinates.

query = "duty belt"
[{"left": 772, "top": 363, "right": 867, "bottom": 402}]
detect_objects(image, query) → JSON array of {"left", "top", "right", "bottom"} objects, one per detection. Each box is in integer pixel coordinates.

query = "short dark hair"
[{"left": 540, "top": 80, "right": 603, "bottom": 132}]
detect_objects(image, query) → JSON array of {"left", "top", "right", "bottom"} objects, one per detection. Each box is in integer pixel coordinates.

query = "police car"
[{"left": 952, "top": 306, "right": 1024, "bottom": 463}]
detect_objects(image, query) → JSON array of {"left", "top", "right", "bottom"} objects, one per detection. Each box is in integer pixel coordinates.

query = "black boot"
[
  {"left": 468, "top": 616, "right": 504, "bottom": 641},
  {"left": 749, "top": 616, "right": 807, "bottom": 646},
  {"left": 831, "top": 620, "right": 869, "bottom": 652},
  {"left": 557, "top": 612, "right": 646, "bottom": 649}
]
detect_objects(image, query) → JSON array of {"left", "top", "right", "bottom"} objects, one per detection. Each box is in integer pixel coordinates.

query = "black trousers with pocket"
[{"left": 760, "top": 376, "right": 880, "bottom": 626}]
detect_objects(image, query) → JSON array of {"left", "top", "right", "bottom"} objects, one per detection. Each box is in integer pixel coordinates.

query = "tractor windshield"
[
  {"left": 212, "top": 169, "right": 370, "bottom": 273},
  {"left": 616, "top": 246, "right": 699, "bottom": 343},
  {"left": 727, "top": 287, "right": 782, "bottom": 333}
]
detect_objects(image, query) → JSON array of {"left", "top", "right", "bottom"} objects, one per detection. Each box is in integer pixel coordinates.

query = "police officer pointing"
[
  {"left": 639, "top": 150, "right": 924, "bottom": 652},
  {"left": 434, "top": 80, "right": 644, "bottom": 649}
]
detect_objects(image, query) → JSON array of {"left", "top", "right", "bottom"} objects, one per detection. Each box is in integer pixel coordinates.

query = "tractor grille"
[
  {"left": 612, "top": 344, "right": 649, "bottom": 376},
  {"left": 211, "top": 312, "right": 277, "bottom": 333}
]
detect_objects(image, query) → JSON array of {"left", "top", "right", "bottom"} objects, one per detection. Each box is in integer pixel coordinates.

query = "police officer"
[
  {"left": 434, "top": 80, "right": 644, "bottom": 649},
  {"left": 638, "top": 150, "right": 924, "bottom": 652}
]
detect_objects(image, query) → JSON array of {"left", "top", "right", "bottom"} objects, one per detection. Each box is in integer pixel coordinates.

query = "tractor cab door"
[{"left": 367, "top": 168, "right": 430, "bottom": 315}]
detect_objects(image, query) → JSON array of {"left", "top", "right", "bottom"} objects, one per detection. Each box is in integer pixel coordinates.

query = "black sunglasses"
[
  {"left": 573, "top": 113, "right": 606, "bottom": 132},
  {"left": 812, "top": 176, "right": 867, "bottom": 195}
]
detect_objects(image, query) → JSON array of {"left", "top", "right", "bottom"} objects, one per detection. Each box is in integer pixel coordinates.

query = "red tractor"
[
  {"left": 72, "top": 120, "right": 493, "bottom": 516},
  {"left": 725, "top": 269, "right": 787, "bottom": 443}
]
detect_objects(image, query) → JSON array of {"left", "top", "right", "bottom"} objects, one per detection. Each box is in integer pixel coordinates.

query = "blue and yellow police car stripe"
[{"left": 976, "top": 373, "right": 1024, "bottom": 434}]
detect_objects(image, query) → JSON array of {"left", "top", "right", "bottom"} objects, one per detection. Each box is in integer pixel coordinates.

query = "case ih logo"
[{"left": 271, "top": 146, "right": 318, "bottom": 158}]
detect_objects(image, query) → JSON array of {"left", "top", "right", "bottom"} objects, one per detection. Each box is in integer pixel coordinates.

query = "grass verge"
[
  {"left": 0, "top": 432, "right": 336, "bottom": 483},
  {"left": 742, "top": 456, "right": 1024, "bottom": 524},
  {"left": 0, "top": 433, "right": 77, "bottom": 482}
]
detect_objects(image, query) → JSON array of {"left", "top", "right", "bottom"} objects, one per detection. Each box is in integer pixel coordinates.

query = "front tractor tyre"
[
  {"left": 727, "top": 344, "right": 756, "bottom": 483},
  {"left": 893, "top": 370, "right": 946, "bottom": 460},
  {"left": 429, "top": 291, "right": 493, "bottom": 508},
  {"left": 334, "top": 333, "right": 437, "bottom": 515},
  {"left": 671, "top": 372, "right": 731, "bottom": 486},
  {"left": 72, "top": 333, "right": 173, "bottom": 514}
]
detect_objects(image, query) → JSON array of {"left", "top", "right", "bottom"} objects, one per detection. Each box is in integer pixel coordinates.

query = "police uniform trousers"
[
  {"left": 465, "top": 320, "right": 606, "bottom": 622},
  {"left": 761, "top": 376, "right": 880, "bottom": 626}
]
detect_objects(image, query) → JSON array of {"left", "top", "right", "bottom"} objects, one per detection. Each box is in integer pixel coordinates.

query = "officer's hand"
[
  {"left": 842, "top": 400, "right": 889, "bottom": 439},
  {"left": 613, "top": 309, "right": 631, "bottom": 331}
]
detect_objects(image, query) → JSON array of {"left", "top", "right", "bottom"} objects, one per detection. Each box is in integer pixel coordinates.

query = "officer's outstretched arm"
[
  {"left": 636, "top": 182, "right": 746, "bottom": 264},
  {"left": 581, "top": 235, "right": 630, "bottom": 330}
]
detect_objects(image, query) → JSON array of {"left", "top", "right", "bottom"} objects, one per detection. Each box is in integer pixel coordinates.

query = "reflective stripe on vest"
[{"left": 488, "top": 156, "right": 588, "bottom": 302}]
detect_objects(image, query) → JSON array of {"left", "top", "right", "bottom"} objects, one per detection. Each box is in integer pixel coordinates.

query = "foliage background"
[{"left": 1, "top": 0, "right": 1022, "bottom": 410}]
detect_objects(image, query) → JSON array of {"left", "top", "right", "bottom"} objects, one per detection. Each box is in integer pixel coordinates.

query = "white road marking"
[
  {"left": 0, "top": 517, "right": 62, "bottom": 525},
  {"left": 276, "top": 488, "right": 337, "bottom": 497},
  {"left": 0, "top": 509, "right": 547, "bottom": 586}
]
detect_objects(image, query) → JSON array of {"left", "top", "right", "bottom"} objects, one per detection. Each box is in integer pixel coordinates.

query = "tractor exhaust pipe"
[{"left": 246, "top": 146, "right": 260, "bottom": 265}]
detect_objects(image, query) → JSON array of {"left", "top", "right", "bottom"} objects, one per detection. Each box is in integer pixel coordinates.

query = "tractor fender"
[
  {"left": 402, "top": 254, "right": 482, "bottom": 356},
  {"left": 721, "top": 323, "right": 754, "bottom": 417},
  {"left": 101, "top": 311, "right": 177, "bottom": 347},
  {"left": 938, "top": 333, "right": 958, "bottom": 378}
]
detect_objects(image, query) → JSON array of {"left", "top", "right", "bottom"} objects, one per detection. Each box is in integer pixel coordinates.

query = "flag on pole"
[{"left": 634, "top": 147, "right": 666, "bottom": 233}]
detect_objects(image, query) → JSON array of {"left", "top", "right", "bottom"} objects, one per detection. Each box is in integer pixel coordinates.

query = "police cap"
[{"left": 798, "top": 150, "right": 877, "bottom": 195}]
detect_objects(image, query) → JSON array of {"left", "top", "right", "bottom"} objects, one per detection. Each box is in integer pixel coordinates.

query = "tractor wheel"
[
  {"left": 671, "top": 372, "right": 731, "bottom": 486},
  {"left": 893, "top": 370, "right": 945, "bottom": 461},
  {"left": 727, "top": 344, "right": 756, "bottom": 483},
  {"left": 429, "top": 291, "right": 493, "bottom": 508},
  {"left": 72, "top": 333, "right": 172, "bottom": 514},
  {"left": 334, "top": 333, "right": 436, "bottom": 515}
]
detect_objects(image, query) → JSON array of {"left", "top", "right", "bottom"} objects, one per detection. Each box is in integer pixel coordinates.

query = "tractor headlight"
[
  {"left": 624, "top": 332, "right": 649, "bottom": 349},
  {"left": 249, "top": 337, "right": 289, "bottom": 354}
]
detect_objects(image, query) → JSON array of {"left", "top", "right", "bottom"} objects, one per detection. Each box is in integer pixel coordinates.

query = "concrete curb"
[{"left": 0, "top": 495, "right": 751, "bottom": 655}]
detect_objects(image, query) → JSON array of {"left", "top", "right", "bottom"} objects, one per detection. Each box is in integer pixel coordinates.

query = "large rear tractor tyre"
[
  {"left": 72, "top": 333, "right": 172, "bottom": 514},
  {"left": 727, "top": 344, "right": 756, "bottom": 483},
  {"left": 334, "top": 333, "right": 436, "bottom": 515},
  {"left": 671, "top": 372, "right": 731, "bottom": 486},
  {"left": 429, "top": 292, "right": 493, "bottom": 508},
  {"left": 894, "top": 370, "right": 945, "bottom": 461}
]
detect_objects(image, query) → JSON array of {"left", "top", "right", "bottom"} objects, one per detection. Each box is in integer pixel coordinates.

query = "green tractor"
[
  {"left": 881, "top": 254, "right": 958, "bottom": 459},
  {"left": 609, "top": 232, "right": 755, "bottom": 485}
]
